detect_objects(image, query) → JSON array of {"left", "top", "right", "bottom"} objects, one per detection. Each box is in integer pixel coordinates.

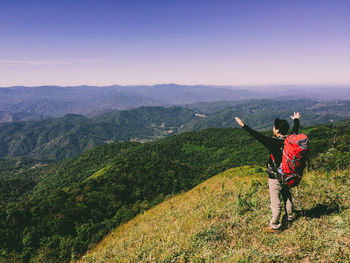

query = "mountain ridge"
[
  {"left": 1, "top": 84, "right": 350, "bottom": 123},
  {"left": 0, "top": 100, "right": 350, "bottom": 161}
]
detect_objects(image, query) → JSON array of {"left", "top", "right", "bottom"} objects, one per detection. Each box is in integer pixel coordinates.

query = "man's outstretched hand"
[
  {"left": 291, "top": 112, "right": 301, "bottom": 120},
  {"left": 235, "top": 117, "right": 244, "bottom": 127}
]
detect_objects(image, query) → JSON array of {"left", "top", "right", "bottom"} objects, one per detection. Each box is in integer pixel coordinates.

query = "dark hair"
[{"left": 274, "top": 118, "right": 289, "bottom": 135}]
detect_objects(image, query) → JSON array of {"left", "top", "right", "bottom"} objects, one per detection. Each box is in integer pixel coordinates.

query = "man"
[{"left": 234, "top": 112, "right": 300, "bottom": 232}]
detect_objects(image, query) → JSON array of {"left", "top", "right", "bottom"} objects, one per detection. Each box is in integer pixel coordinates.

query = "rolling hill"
[{"left": 0, "top": 100, "right": 350, "bottom": 161}]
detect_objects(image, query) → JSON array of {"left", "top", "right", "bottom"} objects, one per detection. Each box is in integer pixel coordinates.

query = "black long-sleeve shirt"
[{"left": 243, "top": 119, "right": 300, "bottom": 171}]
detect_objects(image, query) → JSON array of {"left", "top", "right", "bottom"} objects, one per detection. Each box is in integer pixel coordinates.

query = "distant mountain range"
[
  {"left": 0, "top": 99, "right": 349, "bottom": 160},
  {"left": 0, "top": 84, "right": 349, "bottom": 123}
]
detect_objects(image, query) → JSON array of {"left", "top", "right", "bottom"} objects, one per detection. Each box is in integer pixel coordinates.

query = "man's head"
[{"left": 273, "top": 118, "right": 289, "bottom": 136}]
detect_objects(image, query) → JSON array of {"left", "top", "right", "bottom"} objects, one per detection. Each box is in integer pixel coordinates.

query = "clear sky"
[{"left": 0, "top": 0, "right": 349, "bottom": 87}]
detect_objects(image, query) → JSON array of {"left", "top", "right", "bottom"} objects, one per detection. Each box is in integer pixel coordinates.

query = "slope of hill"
[
  {"left": 1, "top": 100, "right": 350, "bottom": 161},
  {"left": 0, "top": 120, "right": 349, "bottom": 262},
  {"left": 9, "top": 118, "right": 349, "bottom": 205},
  {"left": 0, "top": 128, "right": 267, "bottom": 262},
  {"left": 7, "top": 127, "right": 267, "bottom": 204},
  {"left": 79, "top": 166, "right": 350, "bottom": 263}
]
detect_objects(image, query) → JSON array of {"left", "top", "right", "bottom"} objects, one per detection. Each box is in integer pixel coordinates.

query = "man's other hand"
[
  {"left": 291, "top": 112, "right": 301, "bottom": 120},
  {"left": 235, "top": 117, "right": 244, "bottom": 127}
]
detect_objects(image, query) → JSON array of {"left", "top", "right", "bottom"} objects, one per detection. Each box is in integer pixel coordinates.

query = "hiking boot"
[
  {"left": 264, "top": 226, "right": 281, "bottom": 233},
  {"left": 287, "top": 219, "right": 293, "bottom": 228}
]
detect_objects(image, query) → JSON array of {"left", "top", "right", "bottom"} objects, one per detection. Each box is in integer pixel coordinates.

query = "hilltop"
[{"left": 79, "top": 166, "right": 350, "bottom": 262}]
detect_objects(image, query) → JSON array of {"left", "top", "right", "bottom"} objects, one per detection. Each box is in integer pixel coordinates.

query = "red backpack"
[{"left": 281, "top": 133, "right": 309, "bottom": 187}]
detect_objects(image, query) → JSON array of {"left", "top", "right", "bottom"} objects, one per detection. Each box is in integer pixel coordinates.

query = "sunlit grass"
[{"left": 78, "top": 166, "right": 350, "bottom": 262}]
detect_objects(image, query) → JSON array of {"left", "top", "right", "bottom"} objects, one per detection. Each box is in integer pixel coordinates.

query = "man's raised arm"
[
  {"left": 235, "top": 116, "right": 274, "bottom": 150},
  {"left": 291, "top": 112, "right": 300, "bottom": 134}
]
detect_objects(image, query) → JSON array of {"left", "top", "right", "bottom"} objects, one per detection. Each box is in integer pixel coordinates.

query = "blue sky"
[{"left": 0, "top": 0, "right": 349, "bottom": 86}]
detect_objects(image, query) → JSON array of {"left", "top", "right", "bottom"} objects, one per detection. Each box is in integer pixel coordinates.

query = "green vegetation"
[
  {"left": 0, "top": 100, "right": 350, "bottom": 161},
  {"left": 79, "top": 166, "right": 350, "bottom": 262},
  {"left": 0, "top": 158, "right": 50, "bottom": 205},
  {"left": 0, "top": 121, "right": 349, "bottom": 262},
  {"left": 0, "top": 107, "right": 196, "bottom": 160}
]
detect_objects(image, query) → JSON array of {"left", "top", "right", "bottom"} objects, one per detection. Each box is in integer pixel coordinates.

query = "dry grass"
[{"left": 77, "top": 166, "right": 350, "bottom": 263}]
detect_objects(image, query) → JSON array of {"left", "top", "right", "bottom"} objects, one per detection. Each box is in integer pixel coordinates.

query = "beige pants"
[{"left": 268, "top": 178, "right": 293, "bottom": 229}]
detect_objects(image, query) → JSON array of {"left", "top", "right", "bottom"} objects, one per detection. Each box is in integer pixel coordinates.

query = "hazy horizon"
[{"left": 1, "top": 83, "right": 350, "bottom": 89}]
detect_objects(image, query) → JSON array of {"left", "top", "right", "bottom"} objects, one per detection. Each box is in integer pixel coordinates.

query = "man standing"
[{"left": 235, "top": 112, "right": 300, "bottom": 232}]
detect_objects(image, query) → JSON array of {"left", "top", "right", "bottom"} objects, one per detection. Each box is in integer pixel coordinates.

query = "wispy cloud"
[
  {"left": 0, "top": 60, "right": 58, "bottom": 66},
  {"left": 78, "top": 58, "right": 105, "bottom": 63},
  {"left": 0, "top": 59, "right": 105, "bottom": 66}
]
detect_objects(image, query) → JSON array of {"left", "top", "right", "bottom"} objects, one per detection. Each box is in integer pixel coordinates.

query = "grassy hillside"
[
  {"left": 79, "top": 166, "right": 350, "bottom": 263},
  {"left": 0, "top": 128, "right": 268, "bottom": 262},
  {"left": 0, "top": 121, "right": 349, "bottom": 262}
]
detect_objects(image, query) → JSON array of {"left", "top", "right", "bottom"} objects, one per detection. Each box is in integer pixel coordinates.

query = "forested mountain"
[
  {"left": 0, "top": 120, "right": 349, "bottom": 262},
  {"left": 185, "top": 99, "right": 350, "bottom": 130},
  {"left": 0, "top": 107, "right": 196, "bottom": 160},
  {"left": 0, "top": 100, "right": 350, "bottom": 161},
  {"left": 0, "top": 158, "right": 49, "bottom": 204},
  {"left": 0, "top": 85, "right": 349, "bottom": 123}
]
